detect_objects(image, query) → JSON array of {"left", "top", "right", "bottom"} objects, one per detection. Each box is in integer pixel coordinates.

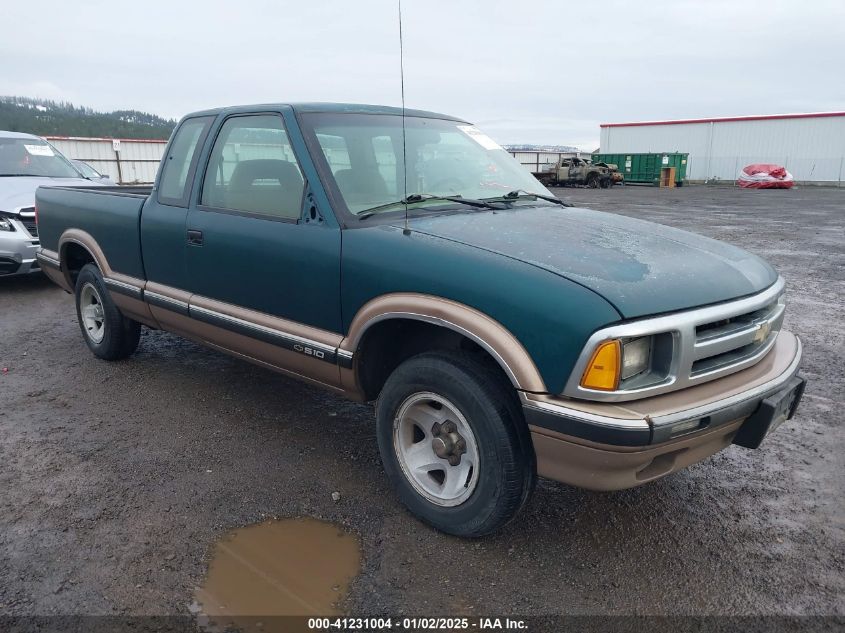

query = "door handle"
[{"left": 187, "top": 229, "right": 204, "bottom": 246}]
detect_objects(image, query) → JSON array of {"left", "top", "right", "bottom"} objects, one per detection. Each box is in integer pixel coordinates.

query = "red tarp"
[{"left": 737, "top": 163, "right": 794, "bottom": 189}]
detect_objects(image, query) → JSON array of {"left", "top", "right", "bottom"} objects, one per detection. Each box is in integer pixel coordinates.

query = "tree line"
[{"left": 0, "top": 96, "right": 176, "bottom": 139}]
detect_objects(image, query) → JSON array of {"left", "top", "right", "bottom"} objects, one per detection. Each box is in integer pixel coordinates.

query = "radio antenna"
[{"left": 399, "top": 0, "right": 410, "bottom": 235}]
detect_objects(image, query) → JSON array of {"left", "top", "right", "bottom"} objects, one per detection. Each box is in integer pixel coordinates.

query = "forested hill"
[{"left": 0, "top": 96, "right": 176, "bottom": 139}]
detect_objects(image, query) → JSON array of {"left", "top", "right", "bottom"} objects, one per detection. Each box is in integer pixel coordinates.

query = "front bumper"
[
  {"left": 523, "top": 330, "right": 804, "bottom": 490},
  {"left": 0, "top": 229, "right": 40, "bottom": 276}
]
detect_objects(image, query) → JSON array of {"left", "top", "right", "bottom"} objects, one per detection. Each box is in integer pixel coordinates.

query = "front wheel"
[
  {"left": 587, "top": 174, "right": 600, "bottom": 188},
  {"left": 75, "top": 263, "right": 141, "bottom": 360},
  {"left": 376, "top": 351, "right": 536, "bottom": 537}
]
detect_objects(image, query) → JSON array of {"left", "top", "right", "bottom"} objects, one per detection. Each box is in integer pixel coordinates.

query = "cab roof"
[{"left": 183, "top": 102, "right": 467, "bottom": 122}]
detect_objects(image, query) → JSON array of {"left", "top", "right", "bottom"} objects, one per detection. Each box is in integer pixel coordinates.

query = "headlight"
[
  {"left": 621, "top": 336, "right": 651, "bottom": 380},
  {"left": 580, "top": 335, "right": 656, "bottom": 391},
  {"left": 0, "top": 217, "right": 15, "bottom": 232}
]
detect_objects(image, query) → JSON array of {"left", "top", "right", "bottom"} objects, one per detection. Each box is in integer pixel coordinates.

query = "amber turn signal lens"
[{"left": 580, "top": 339, "right": 621, "bottom": 391}]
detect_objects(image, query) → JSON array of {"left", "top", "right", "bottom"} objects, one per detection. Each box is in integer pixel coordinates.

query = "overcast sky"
[{"left": 2, "top": 0, "right": 843, "bottom": 149}]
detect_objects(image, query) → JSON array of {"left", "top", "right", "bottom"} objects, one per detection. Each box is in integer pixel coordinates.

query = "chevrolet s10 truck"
[{"left": 35, "top": 104, "right": 805, "bottom": 536}]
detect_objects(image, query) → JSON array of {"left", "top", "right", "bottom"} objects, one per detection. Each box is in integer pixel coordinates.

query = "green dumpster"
[{"left": 592, "top": 152, "right": 688, "bottom": 186}]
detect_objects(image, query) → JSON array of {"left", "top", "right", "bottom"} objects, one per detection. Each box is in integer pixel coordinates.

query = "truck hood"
[
  {"left": 0, "top": 176, "right": 99, "bottom": 213},
  {"left": 403, "top": 205, "right": 778, "bottom": 318}
]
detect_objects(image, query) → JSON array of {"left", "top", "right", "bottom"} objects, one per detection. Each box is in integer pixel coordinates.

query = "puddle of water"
[{"left": 193, "top": 517, "right": 361, "bottom": 632}]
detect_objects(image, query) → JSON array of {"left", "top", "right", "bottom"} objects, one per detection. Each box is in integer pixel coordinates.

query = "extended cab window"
[
  {"left": 201, "top": 114, "right": 304, "bottom": 220},
  {"left": 158, "top": 117, "right": 211, "bottom": 206}
]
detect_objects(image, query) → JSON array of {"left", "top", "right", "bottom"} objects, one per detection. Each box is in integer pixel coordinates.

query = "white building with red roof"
[{"left": 600, "top": 112, "right": 845, "bottom": 184}]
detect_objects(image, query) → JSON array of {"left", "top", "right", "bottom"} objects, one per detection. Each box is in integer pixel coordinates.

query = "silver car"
[
  {"left": 0, "top": 131, "right": 105, "bottom": 277},
  {"left": 71, "top": 159, "right": 115, "bottom": 184}
]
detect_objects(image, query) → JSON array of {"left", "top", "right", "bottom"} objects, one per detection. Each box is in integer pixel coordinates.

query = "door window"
[
  {"left": 201, "top": 115, "right": 304, "bottom": 220},
  {"left": 158, "top": 117, "right": 212, "bottom": 206}
]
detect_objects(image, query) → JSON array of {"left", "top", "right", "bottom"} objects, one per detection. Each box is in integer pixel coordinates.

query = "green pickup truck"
[{"left": 35, "top": 103, "right": 805, "bottom": 537}]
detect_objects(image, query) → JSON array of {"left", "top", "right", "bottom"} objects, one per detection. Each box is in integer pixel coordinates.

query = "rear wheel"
[
  {"left": 376, "top": 351, "right": 536, "bottom": 537},
  {"left": 74, "top": 263, "right": 141, "bottom": 360}
]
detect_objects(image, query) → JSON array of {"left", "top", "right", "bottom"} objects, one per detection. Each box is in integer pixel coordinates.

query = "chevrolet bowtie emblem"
[{"left": 753, "top": 322, "right": 771, "bottom": 343}]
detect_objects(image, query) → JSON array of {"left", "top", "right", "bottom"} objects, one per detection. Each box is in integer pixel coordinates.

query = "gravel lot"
[{"left": 1, "top": 185, "right": 843, "bottom": 624}]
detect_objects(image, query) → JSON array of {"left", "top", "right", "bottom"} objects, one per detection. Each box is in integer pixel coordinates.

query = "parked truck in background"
[
  {"left": 532, "top": 156, "right": 612, "bottom": 188},
  {"left": 593, "top": 161, "right": 624, "bottom": 185},
  {"left": 35, "top": 103, "right": 805, "bottom": 536}
]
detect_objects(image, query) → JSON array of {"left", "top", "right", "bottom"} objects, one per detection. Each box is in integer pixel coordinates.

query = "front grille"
[
  {"left": 691, "top": 299, "right": 784, "bottom": 377},
  {"left": 564, "top": 278, "right": 788, "bottom": 402},
  {"left": 18, "top": 207, "right": 37, "bottom": 238},
  {"left": 21, "top": 219, "right": 38, "bottom": 238}
]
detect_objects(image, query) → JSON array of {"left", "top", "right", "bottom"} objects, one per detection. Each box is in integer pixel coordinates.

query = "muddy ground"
[{"left": 1, "top": 185, "right": 843, "bottom": 624}]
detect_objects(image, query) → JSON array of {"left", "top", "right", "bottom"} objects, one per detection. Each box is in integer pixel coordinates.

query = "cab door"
[
  {"left": 184, "top": 110, "right": 342, "bottom": 338},
  {"left": 140, "top": 115, "right": 214, "bottom": 291},
  {"left": 559, "top": 159, "right": 573, "bottom": 183}
]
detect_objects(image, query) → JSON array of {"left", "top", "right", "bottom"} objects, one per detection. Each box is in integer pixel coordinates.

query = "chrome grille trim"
[
  {"left": 692, "top": 302, "right": 784, "bottom": 360},
  {"left": 691, "top": 300, "right": 784, "bottom": 376},
  {"left": 20, "top": 219, "right": 38, "bottom": 238},
  {"left": 16, "top": 207, "right": 38, "bottom": 239},
  {"left": 563, "top": 277, "right": 786, "bottom": 402}
]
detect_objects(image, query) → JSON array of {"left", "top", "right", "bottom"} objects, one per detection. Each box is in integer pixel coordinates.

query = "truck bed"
[{"left": 36, "top": 185, "right": 151, "bottom": 280}]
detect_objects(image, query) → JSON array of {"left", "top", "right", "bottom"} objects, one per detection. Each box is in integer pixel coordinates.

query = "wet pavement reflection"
[{"left": 193, "top": 518, "right": 361, "bottom": 632}]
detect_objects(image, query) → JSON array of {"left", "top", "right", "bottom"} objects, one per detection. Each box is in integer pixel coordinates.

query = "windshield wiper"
[
  {"left": 0, "top": 174, "right": 48, "bottom": 178},
  {"left": 357, "top": 193, "right": 503, "bottom": 220},
  {"left": 483, "top": 190, "right": 573, "bottom": 207}
]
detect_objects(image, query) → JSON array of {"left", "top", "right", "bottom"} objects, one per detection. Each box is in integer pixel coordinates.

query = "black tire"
[
  {"left": 376, "top": 351, "right": 536, "bottom": 537},
  {"left": 587, "top": 174, "right": 599, "bottom": 188},
  {"left": 74, "top": 263, "right": 141, "bottom": 360}
]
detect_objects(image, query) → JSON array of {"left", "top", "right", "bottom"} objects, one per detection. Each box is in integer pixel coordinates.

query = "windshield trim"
[
  {"left": 359, "top": 204, "right": 476, "bottom": 223},
  {"left": 356, "top": 200, "right": 555, "bottom": 226}
]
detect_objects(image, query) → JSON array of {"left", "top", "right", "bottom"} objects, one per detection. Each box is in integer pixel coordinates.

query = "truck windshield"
[
  {"left": 0, "top": 138, "right": 81, "bottom": 178},
  {"left": 300, "top": 113, "right": 554, "bottom": 216}
]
